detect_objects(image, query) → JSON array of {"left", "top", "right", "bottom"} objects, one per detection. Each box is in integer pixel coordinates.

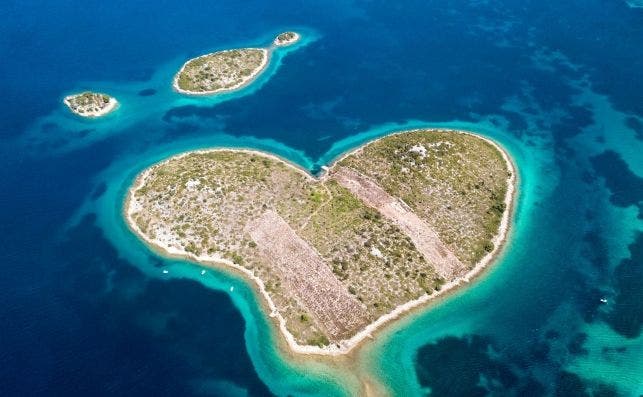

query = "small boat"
[
  {"left": 162, "top": 269, "right": 169, "bottom": 274},
  {"left": 230, "top": 286, "right": 234, "bottom": 292},
  {"left": 600, "top": 297, "right": 608, "bottom": 304},
  {"left": 201, "top": 270, "right": 206, "bottom": 275}
]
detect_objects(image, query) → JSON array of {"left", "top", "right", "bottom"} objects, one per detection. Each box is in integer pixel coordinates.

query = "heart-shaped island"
[{"left": 125, "top": 129, "right": 515, "bottom": 354}]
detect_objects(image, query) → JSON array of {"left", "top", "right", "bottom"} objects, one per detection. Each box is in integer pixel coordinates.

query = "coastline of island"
[
  {"left": 173, "top": 31, "right": 301, "bottom": 96},
  {"left": 273, "top": 31, "right": 301, "bottom": 47},
  {"left": 172, "top": 48, "right": 270, "bottom": 96},
  {"left": 123, "top": 128, "right": 517, "bottom": 357},
  {"left": 64, "top": 92, "right": 119, "bottom": 118}
]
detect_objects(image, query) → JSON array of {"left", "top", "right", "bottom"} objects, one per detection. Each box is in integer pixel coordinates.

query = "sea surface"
[{"left": 1, "top": 1, "right": 642, "bottom": 396}]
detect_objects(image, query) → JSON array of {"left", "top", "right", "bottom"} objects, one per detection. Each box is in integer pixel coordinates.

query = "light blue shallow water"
[{"left": 1, "top": 1, "right": 642, "bottom": 396}]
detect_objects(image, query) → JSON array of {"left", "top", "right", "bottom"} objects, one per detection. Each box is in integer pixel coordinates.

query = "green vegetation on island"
[
  {"left": 273, "top": 31, "right": 300, "bottom": 46},
  {"left": 126, "top": 129, "right": 514, "bottom": 349},
  {"left": 174, "top": 32, "right": 301, "bottom": 95},
  {"left": 338, "top": 129, "right": 510, "bottom": 266},
  {"left": 174, "top": 48, "right": 268, "bottom": 94},
  {"left": 63, "top": 91, "right": 118, "bottom": 117}
]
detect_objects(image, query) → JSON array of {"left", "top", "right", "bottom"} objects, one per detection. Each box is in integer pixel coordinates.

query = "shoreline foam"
[{"left": 124, "top": 128, "right": 517, "bottom": 357}]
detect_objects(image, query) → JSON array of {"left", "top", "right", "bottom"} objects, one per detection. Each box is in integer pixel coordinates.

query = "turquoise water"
[{"left": 2, "top": 1, "right": 642, "bottom": 396}]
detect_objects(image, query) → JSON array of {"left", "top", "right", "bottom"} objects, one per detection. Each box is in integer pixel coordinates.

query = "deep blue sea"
[{"left": 1, "top": 1, "right": 642, "bottom": 396}]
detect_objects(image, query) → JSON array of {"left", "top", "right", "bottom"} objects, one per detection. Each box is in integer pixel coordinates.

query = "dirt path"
[
  {"left": 332, "top": 167, "right": 465, "bottom": 279},
  {"left": 299, "top": 182, "right": 333, "bottom": 231}
]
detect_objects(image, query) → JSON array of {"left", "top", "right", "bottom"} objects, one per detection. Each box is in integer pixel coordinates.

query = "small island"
[
  {"left": 173, "top": 32, "right": 301, "bottom": 95},
  {"left": 125, "top": 129, "right": 515, "bottom": 354},
  {"left": 273, "top": 31, "right": 300, "bottom": 47},
  {"left": 173, "top": 48, "right": 268, "bottom": 95},
  {"left": 63, "top": 92, "right": 118, "bottom": 117}
]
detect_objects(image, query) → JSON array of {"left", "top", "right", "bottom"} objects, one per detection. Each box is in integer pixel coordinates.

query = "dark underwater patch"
[
  {"left": 625, "top": 116, "right": 643, "bottom": 141},
  {"left": 77, "top": 128, "right": 95, "bottom": 138},
  {"left": 545, "top": 329, "right": 561, "bottom": 340},
  {"left": 527, "top": 0, "right": 643, "bottom": 116},
  {"left": 575, "top": 285, "right": 605, "bottom": 324},
  {"left": 499, "top": 110, "right": 528, "bottom": 133},
  {"left": 138, "top": 88, "right": 157, "bottom": 97},
  {"left": 413, "top": 333, "right": 624, "bottom": 397},
  {"left": 41, "top": 121, "right": 59, "bottom": 133},
  {"left": 548, "top": 104, "right": 595, "bottom": 154},
  {"left": 555, "top": 371, "right": 591, "bottom": 397},
  {"left": 582, "top": 230, "right": 609, "bottom": 275},
  {"left": 90, "top": 182, "right": 107, "bottom": 200},
  {"left": 606, "top": 232, "right": 643, "bottom": 338},
  {"left": 528, "top": 341, "right": 551, "bottom": 363},
  {"left": 555, "top": 371, "right": 618, "bottom": 397},
  {"left": 163, "top": 104, "right": 205, "bottom": 122},
  {"left": 590, "top": 150, "right": 643, "bottom": 216},
  {"left": 158, "top": 119, "right": 201, "bottom": 142},
  {"left": 567, "top": 332, "right": 589, "bottom": 356},
  {"left": 516, "top": 377, "right": 547, "bottom": 397},
  {"left": 414, "top": 335, "right": 519, "bottom": 396}
]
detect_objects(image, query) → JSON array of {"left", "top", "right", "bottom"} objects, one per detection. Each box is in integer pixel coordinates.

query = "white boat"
[
  {"left": 230, "top": 286, "right": 234, "bottom": 292},
  {"left": 201, "top": 270, "right": 206, "bottom": 275},
  {"left": 600, "top": 297, "right": 608, "bottom": 304},
  {"left": 162, "top": 269, "right": 169, "bottom": 274}
]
